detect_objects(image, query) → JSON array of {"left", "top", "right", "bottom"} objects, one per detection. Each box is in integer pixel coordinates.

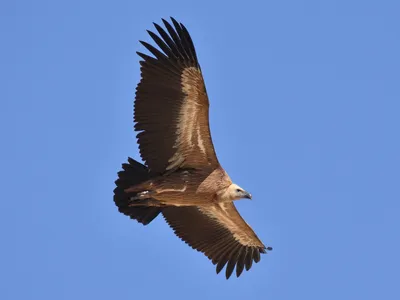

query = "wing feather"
[
  {"left": 153, "top": 23, "right": 181, "bottom": 58},
  {"left": 162, "top": 203, "right": 272, "bottom": 279},
  {"left": 245, "top": 247, "right": 254, "bottom": 271},
  {"left": 135, "top": 17, "right": 219, "bottom": 174},
  {"left": 225, "top": 245, "right": 242, "bottom": 279},
  {"left": 236, "top": 249, "right": 246, "bottom": 277}
]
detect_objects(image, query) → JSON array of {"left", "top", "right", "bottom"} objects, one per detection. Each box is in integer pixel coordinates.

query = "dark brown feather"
[
  {"left": 162, "top": 203, "right": 267, "bottom": 278},
  {"left": 163, "top": 18, "right": 189, "bottom": 62},
  {"left": 146, "top": 30, "right": 173, "bottom": 57},
  {"left": 153, "top": 22, "right": 181, "bottom": 59},
  {"left": 225, "top": 245, "right": 242, "bottom": 279},
  {"left": 245, "top": 247, "right": 254, "bottom": 271},
  {"left": 253, "top": 248, "right": 261, "bottom": 263},
  {"left": 236, "top": 249, "right": 246, "bottom": 277}
]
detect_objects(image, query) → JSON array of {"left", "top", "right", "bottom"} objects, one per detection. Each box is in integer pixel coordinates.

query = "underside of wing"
[
  {"left": 134, "top": 17, "right": 220, "bottom": 174},
  {"left": 162, "top": 203, "right": 272, "bottom": 279}
]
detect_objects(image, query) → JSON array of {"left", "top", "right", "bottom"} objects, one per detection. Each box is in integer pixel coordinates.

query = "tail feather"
[{"left": 113, "top": 157, "right": 161, "bottom": 225}]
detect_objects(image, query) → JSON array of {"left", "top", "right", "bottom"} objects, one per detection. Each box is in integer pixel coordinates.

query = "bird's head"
[{"left": 227, "top": 184, "right": 252, "bottom": 201}]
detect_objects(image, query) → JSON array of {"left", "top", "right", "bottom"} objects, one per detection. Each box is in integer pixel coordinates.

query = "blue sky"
[{"left": 1, "top": 0, "right": 399, "bottom": 299}]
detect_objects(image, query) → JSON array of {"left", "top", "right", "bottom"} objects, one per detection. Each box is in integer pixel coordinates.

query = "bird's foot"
[
  {"left": 130, "top": 190, "right": 153, "bottom": 200},
  {"left": 128, "top": 191, "right": 159, "bottom": 207}
]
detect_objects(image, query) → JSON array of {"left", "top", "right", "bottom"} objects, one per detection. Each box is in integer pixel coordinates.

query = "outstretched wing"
[
  {"left": 162, "top": 203, "right": 272, "bottom": 279},
  {"left": 134, "top": 17, "right": 219, "bottom": 174}
]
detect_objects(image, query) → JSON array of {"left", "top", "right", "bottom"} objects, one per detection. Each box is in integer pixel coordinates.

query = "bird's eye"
[{"left": 236, "top": 189, "right": 242, "bottom": 193}]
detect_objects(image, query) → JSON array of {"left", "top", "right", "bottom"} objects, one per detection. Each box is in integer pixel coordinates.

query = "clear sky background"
[{"left": 1, "top": 0, "right": 399, "bottom": 299}]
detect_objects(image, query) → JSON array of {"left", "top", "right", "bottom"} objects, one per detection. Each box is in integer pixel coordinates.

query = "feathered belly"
[{"left": 153, "top": 184, "right": 215, "bottom": 206}]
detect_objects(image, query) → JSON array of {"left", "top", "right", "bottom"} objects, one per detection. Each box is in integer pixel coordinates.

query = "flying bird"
[{"left": 114, "top": 17, "right": 272, "bottom": 279}]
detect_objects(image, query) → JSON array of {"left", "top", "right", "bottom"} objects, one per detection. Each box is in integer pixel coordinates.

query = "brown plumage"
[{"left": 113, "top": 17, "right": 272, "bottom": 279}]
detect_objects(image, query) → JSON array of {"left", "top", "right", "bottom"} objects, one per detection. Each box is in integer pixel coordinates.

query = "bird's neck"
[{"left": 216, "top": 189, "right": 234, "bottom": 202}]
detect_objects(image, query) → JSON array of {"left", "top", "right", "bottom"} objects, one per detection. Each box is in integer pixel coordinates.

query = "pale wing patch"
[
  {"left": 156, "top": 185, "right": 187, "bottom": 193},
  {"left": 197, "top": 126, "right": 206, "bottom": 155},
  {"left": 167, "top": 67, "right": 207, "bottom": 170},
  {"left": 166, "top": 154, "right": 185, "bottom": 171},
  {"left": 198, "top": 203, "right": 261, "bottom": 247}
]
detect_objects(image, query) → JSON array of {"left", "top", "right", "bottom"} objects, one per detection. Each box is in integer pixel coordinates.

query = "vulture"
[{"left": 114, "top": 17, "right": 272, "bottom": 279}]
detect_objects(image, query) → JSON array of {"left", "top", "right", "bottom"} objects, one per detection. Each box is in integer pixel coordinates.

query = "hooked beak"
[{"left": 244, "top": 192, "right": 252, "bottom": 200}]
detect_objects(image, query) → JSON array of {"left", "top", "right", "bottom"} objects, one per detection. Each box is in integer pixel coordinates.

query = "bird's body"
[
  {"left": 114, "top": 17, "right": 272, "bottom": 279},
  {"left": 125, "top": 167, "right": 231, "bottom": 207}
]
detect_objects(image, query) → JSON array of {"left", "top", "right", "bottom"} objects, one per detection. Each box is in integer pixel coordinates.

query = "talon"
[{"left": 129, "top": 190, "right": 154, "bottom": 202}]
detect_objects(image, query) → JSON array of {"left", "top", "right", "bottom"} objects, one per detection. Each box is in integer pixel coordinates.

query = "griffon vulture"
[{"left": 114, "top": 17, "right": 272, "bottom": 279}]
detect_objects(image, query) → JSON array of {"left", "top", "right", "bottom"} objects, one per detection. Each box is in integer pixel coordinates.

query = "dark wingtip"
[
  {"left": 215, "top": 262, "right": 225, "bottom": 275},
  {"left": 225, "top": 260, "right": 236, "bottom": 279},
  {"left": 161, "top": 18, "right": 169, "bottom": 26},
  {"left": 170, "top": 17, "right": 182, "bottom": 31},
  {"left": 235, "top": 257, "right": 245, "bottom": 278}
]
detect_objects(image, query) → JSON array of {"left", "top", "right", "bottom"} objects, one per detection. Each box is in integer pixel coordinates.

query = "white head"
[{"left": 225, "top": 183, "right": 252, "bottom": 201}]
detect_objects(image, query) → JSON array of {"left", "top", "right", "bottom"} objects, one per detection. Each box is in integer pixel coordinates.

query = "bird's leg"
[{"left": 130, "top": 190, "right": 154, "bottom": 201}]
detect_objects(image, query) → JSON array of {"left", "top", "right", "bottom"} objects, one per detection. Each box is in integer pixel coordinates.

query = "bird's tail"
[{"left": 113, "top": 157, "right": 161, "bottom": 225}]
